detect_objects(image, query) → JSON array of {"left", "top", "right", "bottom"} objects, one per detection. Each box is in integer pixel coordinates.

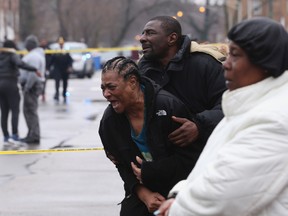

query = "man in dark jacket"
[
  {"left": 99, "top": 56, "right": 198, "bottom": 215},
  {"left": 49, "top": 37, "right": 73, "bottom": 103},
  {"left": 138, "top": 15, "right": 226, "bottom": 152}
]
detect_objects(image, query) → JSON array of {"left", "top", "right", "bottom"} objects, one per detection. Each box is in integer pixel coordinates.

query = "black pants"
[
  {"left": 120, "top": 194, "right": 154, "bottom": 216},
  {"left": 54, "top": 73, "right": 69, "bottom": 99},
  {"left": 23, "top": 91, "right": 40, "bottom": 140},
  {"left": 0, "top": 79, "right": 20, "bottom": 137}
]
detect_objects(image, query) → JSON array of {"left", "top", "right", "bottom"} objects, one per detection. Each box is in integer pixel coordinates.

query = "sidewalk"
[{"left": 0, "top": 72, "right": 124, "bottom": 216}]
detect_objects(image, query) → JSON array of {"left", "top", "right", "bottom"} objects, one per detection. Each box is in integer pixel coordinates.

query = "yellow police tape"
[
  {"left": 0, "top": 147, "right": 104, "bottom": 155},
  {"left": 16, "top": 46, "right": 142, "bottom": 55}
]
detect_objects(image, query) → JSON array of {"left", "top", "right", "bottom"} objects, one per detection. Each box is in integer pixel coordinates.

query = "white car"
[
  {"left": 49, "top": 41, "right": 94, "bottom": 78},
  {"left": 97, "top": 50, "right": 133, "bottom": 68}
]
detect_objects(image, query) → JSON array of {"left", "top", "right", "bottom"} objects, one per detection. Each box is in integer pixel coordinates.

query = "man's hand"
[
  {"left": 135, "top": 185, "right": 166, "bottom": 213},
  {"left": 154, "top": 198, "right": 175, "bottom": 216},
  {"left": 131, "top": 156, "right": 143, "bottom": 183},
  {"left": 168, "top": 116, "right": 199, "bottom": 147},
  {"left": 36, "top": 70, "right": 42, "bottom": 77}
]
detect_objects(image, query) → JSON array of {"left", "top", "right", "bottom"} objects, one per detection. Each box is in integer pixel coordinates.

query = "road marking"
[{"left": 0, "top": 147, "right": 104, "bottom": 155}]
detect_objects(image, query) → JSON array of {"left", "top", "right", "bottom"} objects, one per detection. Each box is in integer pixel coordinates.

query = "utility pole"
[
  {"left": 268, "top": 0, "right": 273, "bottom": 18},
  {"left": 202, "top": 0, "right": 210, "bottom": 41}
]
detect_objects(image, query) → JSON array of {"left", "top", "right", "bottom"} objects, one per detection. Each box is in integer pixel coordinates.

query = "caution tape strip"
[
  {"left": 16, "top": 46, "right": 142, "bottom": 55},
  {"left": 0, "top": 147, "right": 104, "bottom": 155}
]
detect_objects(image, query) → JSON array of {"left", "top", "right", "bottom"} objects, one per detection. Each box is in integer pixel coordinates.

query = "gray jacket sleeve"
[{"left": 11, "top": 53, "right": 37, "bottom": 72}]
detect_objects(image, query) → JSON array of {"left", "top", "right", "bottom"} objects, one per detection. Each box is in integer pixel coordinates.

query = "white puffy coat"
[{"left": 169, "top": 71, "right": 288, "bottom": 216}]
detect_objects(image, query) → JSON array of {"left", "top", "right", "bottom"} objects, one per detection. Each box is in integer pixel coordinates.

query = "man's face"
[
  {"left": 140, "top": 20, "right": 170, "bottom": 60},
  {"left": 101, "top": 71, "right": 133, "bottom": 113},
  {"left": 223, "top": 41, "right": 267, "bottom": 91}
]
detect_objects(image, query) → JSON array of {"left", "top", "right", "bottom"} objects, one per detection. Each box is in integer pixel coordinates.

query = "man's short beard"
[{"left": 144, "top": 52, "right": 158, "bottom": 60}]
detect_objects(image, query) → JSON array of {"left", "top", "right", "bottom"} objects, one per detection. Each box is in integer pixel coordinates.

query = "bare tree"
[
  {"left": 19, "top": 0, "right": 35, "bottom": 40},
  {"left": 48, "top": 0, "right": 181, "bottom": 46},
  {"left": 65, "top": 0, "right": 113, "bottom": 46},
  {"left": 50, "top": 0, "right": 69, "bottom": 40},
  {"left": 25, "top": 0, "right": 226, "bottom": 46},
  {"left": 110, "top": 0, "right": 180, "bottom": 46},
  {"left": 179, "top": 0, "right": 220, "bottom": 42}
]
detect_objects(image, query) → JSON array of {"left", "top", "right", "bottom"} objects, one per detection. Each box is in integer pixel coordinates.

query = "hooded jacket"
[
  {"left": 99, "top": 77, "right": 200, "bottom": 197},
  {"left": 19, "top": 47, "right": 45, "bottom": 93},
  {"left": 138, "top": 35, "right": 227, "bottom": 150},
  {"left": 169, "top": 71, "right": 288, "bottom": 216}
]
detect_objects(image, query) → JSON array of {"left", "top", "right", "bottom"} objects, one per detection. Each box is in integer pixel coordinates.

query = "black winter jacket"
[
  {"left": 138, "top": 36, "right": 227, "bottom": 147},
  {"left": 99, "top": 77, "right": 199, "bottom": 197},
  {"left": 0, "top": 48, "right": 37, "bottom": 80},
  {"left": 49, "top": 52, "right": 73, "bottom": 79}
]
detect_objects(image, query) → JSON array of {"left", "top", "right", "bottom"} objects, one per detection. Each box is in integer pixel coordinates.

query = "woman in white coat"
[{"left": 156, "top": 17, "right": 288, "bottom": 216}]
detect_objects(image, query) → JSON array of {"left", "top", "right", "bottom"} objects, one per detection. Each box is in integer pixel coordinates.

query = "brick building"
[
  {"left": 226, "top": 0, "right": 288, "bottom": 31},
  {"left": 0, "top": 0, "right": 19, "bottom": 42}
]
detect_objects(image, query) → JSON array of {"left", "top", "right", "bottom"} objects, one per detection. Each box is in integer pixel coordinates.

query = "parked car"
[{"left": 49, "top": 41, "right": 94, "bottom": 78}]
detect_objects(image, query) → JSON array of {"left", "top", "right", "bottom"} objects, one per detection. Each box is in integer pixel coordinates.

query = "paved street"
[{"left": 0, "top": 72, "right": 124, "bottom": 216}]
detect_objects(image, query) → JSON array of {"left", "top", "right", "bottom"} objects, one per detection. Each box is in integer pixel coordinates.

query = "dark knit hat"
[
  {"left": 3, "top": 40, "right": 17, "bottom": 49},
  {"left": 228, "top": 17, "right": 288, "bottom": 77},
  {"left": 25, "top": 35, "right": 39, "bottom": 50}
]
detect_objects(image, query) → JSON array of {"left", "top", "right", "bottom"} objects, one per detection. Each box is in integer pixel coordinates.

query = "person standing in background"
[
  {"left": 49, "top": 37, "right": 73, "bottom": 103},
  {"left": 19, "top": 35, "right": 45, "bottom": 145},
  {"left": 39, "top": 39, "right": 51, "bottom": 103},
  {"left": 0, "top": 40, "right": 38, "bottom": 147}
]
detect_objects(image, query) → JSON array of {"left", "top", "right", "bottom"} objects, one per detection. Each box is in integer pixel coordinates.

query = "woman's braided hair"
[{"left": 102, "top": 56, "right": 141, "bottom": 82}]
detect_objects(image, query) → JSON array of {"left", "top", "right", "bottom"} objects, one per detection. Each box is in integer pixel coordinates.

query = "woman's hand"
[
  {"left": 154, "top": 198, "right": 175, "bottom": 216},
  {"left": 131, "top": 156, "right": 143, "bottom": 183}
]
